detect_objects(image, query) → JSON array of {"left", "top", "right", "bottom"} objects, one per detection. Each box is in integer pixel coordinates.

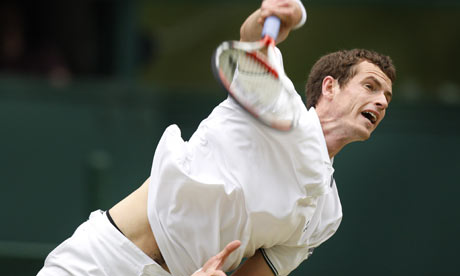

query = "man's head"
[
  {"left": 306, "top": 49, "right": 396, "bottom": 151},
  {"left": 305, "top": 49, "right": 396, "bottom": 109}
]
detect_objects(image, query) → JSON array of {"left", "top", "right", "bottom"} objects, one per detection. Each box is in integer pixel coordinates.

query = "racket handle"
[{"left": 261, "top": 16, "right": 281, "bottom": 40}]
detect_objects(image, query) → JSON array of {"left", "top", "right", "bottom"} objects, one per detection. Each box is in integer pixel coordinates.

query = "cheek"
[
  {"left": 337, "top": 93, "right": 359, "bottom": 109},
  {"left": 335, "top": 102, "right": 352, "bottom": 116},
  {"left": 377, "top": 111, "right": 386, "bottom": 124}
]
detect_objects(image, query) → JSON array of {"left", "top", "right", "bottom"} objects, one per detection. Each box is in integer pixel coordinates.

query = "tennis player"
[{"left": 38, "top": 0, "right": 396, "bottom": 275}]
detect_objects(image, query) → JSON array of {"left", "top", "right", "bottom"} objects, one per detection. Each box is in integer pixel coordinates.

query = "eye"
[
  {"left": 385, "top": 92, "right": 393, "bottom": 104},
  {"left": 364, "top": 83, "right": 374, "bottom": 90}
]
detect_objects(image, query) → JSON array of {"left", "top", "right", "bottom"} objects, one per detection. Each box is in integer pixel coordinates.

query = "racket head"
[{"left": 211, "top": 39, "right": 300, "bottom": 131}]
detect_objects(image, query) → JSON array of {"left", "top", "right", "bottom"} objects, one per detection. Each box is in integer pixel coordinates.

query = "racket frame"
[
  {"left": 211, "top": 35, "right": 299, "bottom": 131},
  {"left": 211, "top": 16, "right": 298, "bottom": 131}
]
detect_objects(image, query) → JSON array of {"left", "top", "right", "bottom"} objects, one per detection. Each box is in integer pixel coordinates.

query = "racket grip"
[{"left": 261, "top": 16, "right": 281, "bottom": 40}]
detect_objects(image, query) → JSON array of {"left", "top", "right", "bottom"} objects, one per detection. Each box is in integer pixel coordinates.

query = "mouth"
[{"left": 361, "top": 110, "right": 378, "bottom": 124}]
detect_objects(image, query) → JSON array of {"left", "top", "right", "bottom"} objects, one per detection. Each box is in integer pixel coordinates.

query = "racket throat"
[
  {"left": 262, "top": 35, "right": 276, "bottom": 46},
  {"left": 245, "top": 51, "right": 279, "bottom": 79}
]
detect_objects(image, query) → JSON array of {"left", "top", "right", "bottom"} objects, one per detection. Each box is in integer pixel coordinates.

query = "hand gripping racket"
[{"left": 212, "top": 16, "right": 300, "bottom": 131}]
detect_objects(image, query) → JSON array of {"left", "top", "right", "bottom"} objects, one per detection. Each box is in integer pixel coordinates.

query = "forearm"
[{"left": 240, "top": 9, "right": 264, "bottom": 43}]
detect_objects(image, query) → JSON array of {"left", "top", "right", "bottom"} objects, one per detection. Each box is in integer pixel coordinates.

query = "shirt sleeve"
[
  {"left": 258, "top": 181, "right": 343, "bottom": 276},
  {"left": 260, "top": 245, "right": 312, "bottom": 276}
]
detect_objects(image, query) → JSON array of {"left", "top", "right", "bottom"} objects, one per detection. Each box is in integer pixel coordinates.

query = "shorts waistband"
[{"left": 88, "top": 210, "right": 171, "bottom": 276}]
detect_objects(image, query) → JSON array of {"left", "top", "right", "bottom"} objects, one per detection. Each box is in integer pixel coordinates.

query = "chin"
[
  {"left": 361, "top": 134, "right": 371, "bottom": 141},
  {"left": 357, "top": 128, "right": 372, "bottom": 141}
]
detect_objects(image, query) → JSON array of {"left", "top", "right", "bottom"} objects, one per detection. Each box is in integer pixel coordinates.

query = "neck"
[
  {"left": 315, "top": 107, "right": 355, "bottom": 159},
  {"left": 320, "top": 119, "right": 350, "bottom": 158}
]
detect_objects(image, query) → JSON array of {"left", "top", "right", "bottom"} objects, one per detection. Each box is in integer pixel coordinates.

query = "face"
[{"left": 328, "top": 60, "right": 393, "bottom": 141}]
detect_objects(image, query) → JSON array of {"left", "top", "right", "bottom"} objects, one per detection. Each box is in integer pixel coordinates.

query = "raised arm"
[{"left": 240, "top": 0, "right": 305, "bottom": 44}]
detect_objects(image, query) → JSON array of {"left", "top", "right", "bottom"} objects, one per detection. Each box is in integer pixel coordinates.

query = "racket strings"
[
  {"left": 215, "top": 42, "right": 300, "bottom": 130},
  {"left": 219, "top": 48, "right": 284, "bottom": 115}
]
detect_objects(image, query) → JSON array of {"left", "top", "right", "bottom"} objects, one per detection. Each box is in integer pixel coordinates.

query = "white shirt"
[
  {"left": 147, "top": 96, "right": 342, "bottom": 276},
  {"left": 148, "top": 6, "right": 340, "bottom": 272}
]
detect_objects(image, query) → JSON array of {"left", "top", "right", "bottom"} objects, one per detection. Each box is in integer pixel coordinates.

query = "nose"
[{"left": 375, "top": 92, "right": 388, "bottom": 110}]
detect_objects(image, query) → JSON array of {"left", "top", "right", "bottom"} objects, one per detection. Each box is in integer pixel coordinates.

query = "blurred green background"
[{"left": 1, "top": 0, "right": 459, "bottom": 275}]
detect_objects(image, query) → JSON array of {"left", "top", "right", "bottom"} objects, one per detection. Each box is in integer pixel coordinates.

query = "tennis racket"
[{"left": 212, "top": 16, "right": 300, "bottom": 131}]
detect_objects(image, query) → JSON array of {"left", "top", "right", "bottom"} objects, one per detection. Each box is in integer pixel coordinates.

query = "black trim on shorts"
[
  {"left": 106, "top": 210, "right": 125, "bottom": 236},
  {"left": 260, "top": 248, "right": 278, "bottom": 276}
]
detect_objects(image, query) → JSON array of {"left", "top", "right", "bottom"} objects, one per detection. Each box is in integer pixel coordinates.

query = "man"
[{"left": 38, "top": 0, "right": 395, "bottom": 275}]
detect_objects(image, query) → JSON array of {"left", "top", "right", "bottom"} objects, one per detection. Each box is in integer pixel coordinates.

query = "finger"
[
  {"left": 201, "top": 256, "right": 218, "bottom": 271},
  {"left": 261, "top": 0, "right": 290, "bottom": 14},
  {"left": 260, "top": 0, "right": 297, "bottom": 24},
  {"left": 216, "top": 240, "right": 241, "bottom": 260},
  {"left": 257, "top": 17, "right": 264, "bottom": 25},
  {"left": 202, "top": 240, "right": 241, "bottom": 271},
  {"left": 213, "top": 240, "right": 241, "bottom": 268}
]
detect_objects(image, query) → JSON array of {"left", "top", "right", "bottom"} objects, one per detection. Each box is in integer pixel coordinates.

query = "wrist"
[{"left": 292, "top": 0, "right": 307, "bottom": 29}]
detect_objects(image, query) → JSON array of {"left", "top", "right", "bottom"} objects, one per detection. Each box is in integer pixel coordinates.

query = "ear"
[{"left": 321, "top": 76, "right": 338, "bottom": 100}]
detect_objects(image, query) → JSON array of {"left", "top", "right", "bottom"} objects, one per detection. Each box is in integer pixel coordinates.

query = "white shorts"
[{"left": 37, "top": 210, "right": 171, "bottom": 276}]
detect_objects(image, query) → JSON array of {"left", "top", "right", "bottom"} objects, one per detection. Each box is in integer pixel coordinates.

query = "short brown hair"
[{"left": 305, "top": 49, "right": 396, "bottom": 109}]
